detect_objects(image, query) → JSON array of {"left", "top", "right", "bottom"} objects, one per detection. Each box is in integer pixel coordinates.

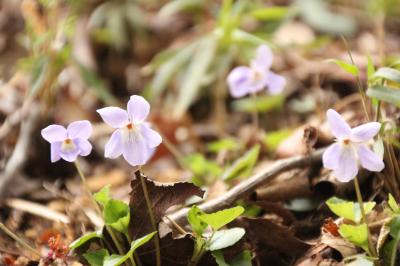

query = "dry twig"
[{"left": 164, "top": 148, "right": 325, "bottom": 227}]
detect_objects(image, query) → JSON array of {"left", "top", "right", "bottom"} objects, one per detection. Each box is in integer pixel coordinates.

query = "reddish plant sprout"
[
  {"left": 322, "top": 218, "right": 340, "bottom": 237},
  {"left": 42, "top": 234, "right": 69, "bottom": 266}
]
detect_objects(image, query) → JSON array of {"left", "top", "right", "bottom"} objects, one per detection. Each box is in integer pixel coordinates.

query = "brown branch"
[{"left": 164, "top": 148, "right": 325, "bottom": 227}]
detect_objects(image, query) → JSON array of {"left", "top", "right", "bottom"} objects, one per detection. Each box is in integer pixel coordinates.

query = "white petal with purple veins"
[
  {"left": 326, "top": 109, "right": 351, "bottom": 139},
  {"left": 350, "top": 122, "right": 381, "bottom": 142},
  {"left": 41, "top": 125, "right": 67, "bottom": 143},
  {"left": 358, "top": 145, "right": 385, "bottom": 172},
  {"left": 50, "top": 142, "right": 61, "bottom": 162},
  {"left": 333, "top": 147, "right": 358, "bottom": 182},
  {"left": 122, "top": 139, "right": 153, "bottom": 166},
  {"left": 127, "top": 95, "right": 150, "bottom": 122},
  {"left": 141, "top": 123, "right": 162, "bottom": 148},
  {"left": 97, "top": 107, "right": 128, "bottom": 128},
  {"left": 227, "top": 66, "right": 253, "bottom": 98},
  {"left": 76, "top": 139, "right": 92, "bottom": 156},
  {"left": 105, "top": 130, "right": 124, "bottom": 158},
  {"left": 59, "top": 146, "right": 81, "bottom": 162},
  {"left": 266, "top": 71, "right": 286, "bottom": 94},
  {"left": 322, "top": 143, "right": 341, "bottom": 169},
  {"left": 250, "top": 44, "right": 273, "bottom": 71},
  {"left": 67, "top": 120, "right": 92, "bottom": 140}
]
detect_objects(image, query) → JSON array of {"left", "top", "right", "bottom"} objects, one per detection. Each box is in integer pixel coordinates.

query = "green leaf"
[
  {"left": 264, "top": 129, "right": 292, "bottom": 151},
  {"left": 158, "top": 0, "right": 202, "bottom": 17},
  {"left": 173, "top": 35, "right": 217, "bottom": 118},
  {"left": 388, "top": 194, "right": 400, "bottom": 214},
  {"left": 326, "top": 59, "right": 359, "bottom": 76},
  {"left": 103, "top": 232, "right": 157, "bottom": 266},
  {"left": 75, "top": 61, "right": 117, "bottom": 105},
  {"left": 83, "top": 249, "right": 109, "bottom": 266},
  {"left": 104, "top": 199, "right": 130, "bottom": 235},
  {"left": 207, "top": 227, "right": 246, "bottom": 251},
  {"left": 367, "top": 55, "right": 375, "bottom": 82},
  {"left": 373, "top": 67, "right": 400, "bottom": 83},
  {"left": 94, "top": 184, "right": 111, "bottom": 206},
  {"left": 150, "top": 42, "right": 197, "bottom": 98},
  {"left": 231, "top": 94, "right": 285, "bottom": 113},
  {"left": 230, "top": 250, "right": 252, "bottom": 266},
  {"left": 212, "top": 250, "right": 229, "bottom": 266},
  {"left": 221, "top": 145, "right": 260, "bottom": 181},
  {"left": 251, "top": 7, "right": 288, "bottom": 21},
  {"left": 199, "top": 206, "right": 244, "bottom": 231},
  {"left": 326, "top": 197, "right": 375, "bottom": 223},
  {"left": 69, "top": 230, "right": 102, "bottom": 250},
  {"left": 383, "top": 216, "right": 400, "bottom": 266},
  {"left": 366, "top": 85, "right": 400, "bottom": 107},
  {"left": 187, "top": 205, "right": 207, "bottom": 236},
  {"left": 344, "top": 254, "right": 373, "bottom": 266},
  {"left": 207, "top": 138, "right": 239, "bottom": 153},
  {"left": 212, "top": 250, "right": 252, "bottom": 266},
  {"left": 339, "top": 223, "right": 369, "bottom": 252},
  {"left": 296, "top": 0, "right": 356, "bottom": 36}
]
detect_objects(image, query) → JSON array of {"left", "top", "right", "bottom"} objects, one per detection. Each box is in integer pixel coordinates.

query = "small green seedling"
[
  {"left": 69, "top": 185, "right": 156, "bottom": 266},
  {"left": 186, "top": 205, "right": 250, "bottom": 266},
  {"left": 326, "top": 197, "right": 376, "bottom": 256}
]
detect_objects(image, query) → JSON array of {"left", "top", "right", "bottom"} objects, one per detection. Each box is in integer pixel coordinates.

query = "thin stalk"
[
  {"left": 354, "top": 177, "right": 376, "bottom": 258},
  {"left": 188, "top": 239, "right": 206, "bottom": 266},
  {"left": 126, "top": 234, "right": 138, "bottom": 266},
  {"left": 341, "top": 37, "right": 370, "bottom": 121},
  {"left": 137, "top": 170, "right": 161, "bottom": 266},
  {"left": 250, "top": 92, "right": 259, "bottom": 131},
  {"left": 0, "top": 223, "right": 41, "bottom": 257},
  {"left": 74, "top": 160, "right": 127, "bottom": 261}
]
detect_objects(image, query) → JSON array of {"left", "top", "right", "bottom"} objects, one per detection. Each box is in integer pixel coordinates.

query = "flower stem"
[
  {"left": 137, "top": 170, "right": 161, "bottom": 266},
  {"left": 250, "top": 92, "right": 259, "bottom": 131},
  {"left": 354, "top": 176, "right": 376, "bottom": 258},
  {"left": 0, "top": 223, "right": 41, "bottom": 258},
  {"left": 74, "top": 160, "right": 127, "bottom": 261}
]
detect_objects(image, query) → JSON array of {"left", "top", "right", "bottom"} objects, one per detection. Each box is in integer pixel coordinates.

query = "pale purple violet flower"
[
  {"left": 97, "top": 95, "right": 162, "bottom": 167},
  {"left": 227, "top": 44, "right": 286, "bottom": 98},
  {"left": 41, "top": 120, "right": 93, "bottom": 162},
  {"left": 323, "top": 109, "right": 384, "bottom": 182}
]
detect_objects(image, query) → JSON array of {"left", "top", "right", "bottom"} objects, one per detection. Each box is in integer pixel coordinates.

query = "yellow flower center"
[{"left": 61, "top": 138, "right": 75, "bottom": 152}]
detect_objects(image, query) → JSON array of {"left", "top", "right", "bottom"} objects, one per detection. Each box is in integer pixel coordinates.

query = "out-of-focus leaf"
[
  {"left": 207, "top": 138, "right": 240, "bottom": 153},
  {"left": 339, "top": 223, "right": 369, "bottom": 252},
  {"left": 69, "top": 230, "right": 102, "bottom": 250},
  {"left": 326, "top": 59, "right": 359, "bottom": 76},
  {"left": 296, "top": 0, "right": 357, "bottom": 36},
  {"left": 173, "top": 35, "right": 217, "bottom": 118},
  {"left": 150, "top": 42, "right": 198, "bottom": 98},
  {"left": 75, "top": 61, "right": 117, "bottom": 105},
  {"left": 326, "top": 197, "right": 375, "bottom": 223},
  {"left": 158, "top": 0, "right": 202, "bottom": 17},
  {"left": 388, "top": 194, "right": 400, "bottom": 214},
  {"left": 264, "top": 129, "right": 292, "bottom": 151},
  {"left": 221, "top": 145, "right": 260, "bottom": 181},
  {"left": 212, "top": 250, "right": 229, "bottom": 266},
  {"left": 83, "top": 249, "right": 109, "bottom": 266},
  {"left": 206, "top": 228, "right": 246, "bottom": 251},
  {"left": 373, "top": 137, "right": 384, "bottom": 160},
  {"left": 251, "top": 7, "right": 288, "bottom": 21},
  {"left": 373, "top": 67, "right": 400, "bottom": 83},
  {"left": 367, "top": 85, "right": 400, "bottom": 107},
  {"left": 231, "top": 94, "right": 284, "bottom": 113},
  {"left": 367, "top": 55, "right": 375, "bottom": 82},
  {"left": 184, "top": 153, "right": 222, "bottom": 186},
  {"left": 199, "top": 206, "right": 244, "bottom": 230},
  {"left": 230, "top": 29, "right": 265, "bottom": 45}
]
